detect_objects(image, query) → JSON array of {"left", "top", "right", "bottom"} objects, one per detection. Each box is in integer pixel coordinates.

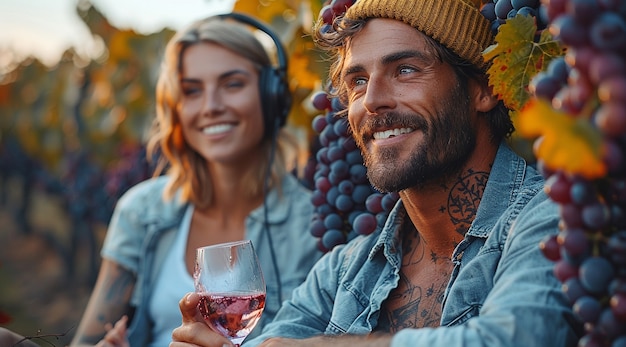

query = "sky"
[{"left": 0, "top": 0, "right": 236, "bottom": 66}]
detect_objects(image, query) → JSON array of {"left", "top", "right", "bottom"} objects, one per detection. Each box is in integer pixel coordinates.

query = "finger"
[
  {"left": 114, "top": 315, "right": 128, "bottom": 333},
  {"left": 179, "top": 292, "right": 201, "bottom": 323},
  {"left": 171, "top": 322, "right": 233, "bottom": 347}
]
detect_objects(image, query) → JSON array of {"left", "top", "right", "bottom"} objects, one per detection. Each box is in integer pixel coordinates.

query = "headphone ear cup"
[{"left": 259, "top": 66, "right": 291, "bottom": 139}]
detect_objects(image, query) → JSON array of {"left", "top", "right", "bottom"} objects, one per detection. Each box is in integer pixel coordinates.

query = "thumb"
[{"left": 179, "top": 292, "right": 202, "bottom": 323}]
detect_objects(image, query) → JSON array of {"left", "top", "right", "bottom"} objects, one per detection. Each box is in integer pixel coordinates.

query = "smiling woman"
[{"left": 69, "top": 13, "right": 322, "bottom": 347}]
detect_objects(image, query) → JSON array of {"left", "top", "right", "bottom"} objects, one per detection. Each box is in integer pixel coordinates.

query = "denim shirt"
[
  {"left": 100, "top": 174, "right": 323, "bottom": 347},
  {"left": 247, "top": 143, "right": 580, "bottom": 347}
]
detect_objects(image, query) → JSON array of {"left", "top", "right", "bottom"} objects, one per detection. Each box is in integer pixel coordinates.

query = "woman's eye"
[
  {"left": 181, "top": 87, "right": 200, "bottom": 96},
  {"left": 224, "top": 80, "right": 245, "bottom": 89}
]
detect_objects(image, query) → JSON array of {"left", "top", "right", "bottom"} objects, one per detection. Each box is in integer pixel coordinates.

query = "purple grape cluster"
[
  {"left": 534, "top": 1, "right": 626, "bottom": 345},
  {"left": 481, "top": 0, "right": 548, "bottom": 35},
  {"left": 318, "top": 0, "right": 356, "bottom": 28},
  {"left": 308, "top": 90, "right": 399, "bottom": 252}
]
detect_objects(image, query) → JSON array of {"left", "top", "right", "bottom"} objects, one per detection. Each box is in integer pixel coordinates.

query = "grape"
[
  {"left": 322, "top": 228, "right": 347, "bottom": 250},
  {"left": 558, "top": 228, "right": 590, "bottom": 258},
  {"left": 549, "top": 15, "right": 589, "bottom": 47},
  {"left": 598, "top": 76, "right": 626, "bottom": 103},
  {"left": 566, "top": 0, "right": 601, "bottom": 24},
  {"left": 311, "top": 91, "right": 332, "bottom": 111},
  {"left": 562, "top": 277, "right": 589, "bottom": 303},
  {"left": 570, "top": 179, "right": 596, "bottom": 205},
  {"left": 554, "top": 258, "right": 579, "bottom": 282},
  {"left": 597, "top": 308, "right": 625, "bottom": 340},
  {"left": 365, "top": 193, "right": 384, "bottom": 214},
  {"left": 307, "top": 88, "right": 398, "bottom": 251},
  {"left": 352, "top": 184, "right": 373, "bottom": 204},
  {"left": 324, "top": 213, "right": 343, "bottom": 230},
  {"left": 529, "top": 72, "right": 563, "bottom": 100},
  {"left": 353, "top": 213, "right": 377, "bottom": 235},
  {"left": 589, "top": 12, "right": 626, "bottom": 51},
  {"left": 579, "top": 256, "right": 615, "bottom": 295},
  {"left": 312, "top": 115, "right": 328, "bottom": 133},
  {"left": 607, "top": 231, "right": 626, "bottom": 266},
  {"left": 540, "top": 233, "right": 561, "bottom": 261},
  {"left": 581, "top": 201, "right": 611, "bottom": 229},
  {"left": 310, "top": 218, "right": 326, "bottom": 238},
  {"left": 544, "top": 172, "right": 573, "bottom": 203},
  {"left": 560, "top": 203, "right": 585, "bottom": 228},
  {"left": 573, "top": 295, "right": 602, "bottom": 323},
  {"left": 330, "top": 0, "right": 355, "bottom": 15},
  {"left": 517, "top": 6, "right": 537, "bottom": 16},
  {"left": 481, "top": 2, "right": 498, "bottom": 22},
  {"left": 485, "top": 0, "right": 545, "bottom": 35},
  {"left": 594, "top": 102, "right": 626, "bottom": 138},
  {"left": 319, "top": 5, "right": 334, "bottom": 25},
  {"left": 495, "top": 0, "right": 515, "bottom": 19},
  {"left": 610, "top": 292, "right": 626, "bottom": 321},
  {"left": 335, "top": 194, "right": 355, "bottom": 212},
  {"left": 338, "top": 180, "right": 354, "bottom": 195},
  {"left": 512, "top": 0, "right": 540, "bottom": 10},
  {"left": 588, "top": 52, "right": 626, "bottom": 86}
]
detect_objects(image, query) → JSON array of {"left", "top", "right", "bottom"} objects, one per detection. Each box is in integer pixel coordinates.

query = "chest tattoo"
[{"left": 378, "top": 227, "right": 453, "bottom": 332}]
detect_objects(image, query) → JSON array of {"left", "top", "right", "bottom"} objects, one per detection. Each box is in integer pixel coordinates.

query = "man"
[{"left": 171, "top": 0, "right": 581, "bottom": 346}]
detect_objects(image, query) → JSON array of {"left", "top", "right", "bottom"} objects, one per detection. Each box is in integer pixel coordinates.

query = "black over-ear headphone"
[{"left": 218, "top": 12, "right": 292, "bottom": 139}]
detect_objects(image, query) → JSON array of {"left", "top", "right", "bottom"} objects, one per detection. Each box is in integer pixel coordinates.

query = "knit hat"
[{"left": 344, "top": 0, "right": 493, "bottom": 68}]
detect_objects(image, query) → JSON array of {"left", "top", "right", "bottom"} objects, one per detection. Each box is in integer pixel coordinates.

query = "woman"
[{"left": 70, "top": 14, "right": 321, "bottom": 347}]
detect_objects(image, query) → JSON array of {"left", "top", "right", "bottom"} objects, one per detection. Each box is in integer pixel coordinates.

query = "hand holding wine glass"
[{"left": 194, "top": 240, "right": 266, "bottom": 347}]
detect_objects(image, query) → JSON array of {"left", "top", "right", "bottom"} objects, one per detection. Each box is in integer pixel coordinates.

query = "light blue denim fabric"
[
  {"left": 100, "top": 174, "right": 322, "bottom": 347},
  {"left": 246, "top": 143, "right": 581, "bottom": 347}
]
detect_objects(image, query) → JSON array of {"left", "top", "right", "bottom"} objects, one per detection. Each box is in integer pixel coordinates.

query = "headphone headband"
[
  {"left": 217, "top": 12, "right": 288, "bottom": 76},
  {"left": 218, "top": 12, "right": 292, "bottom": 138}
]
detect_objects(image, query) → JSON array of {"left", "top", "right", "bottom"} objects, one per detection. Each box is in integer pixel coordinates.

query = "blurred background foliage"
[{"left": 0, "top": 0, "right": 327, "bottom": 343}]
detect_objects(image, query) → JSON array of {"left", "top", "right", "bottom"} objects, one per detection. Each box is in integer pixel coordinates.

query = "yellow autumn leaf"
[
  {"left": 289, "top": 51, "right": 321, "bottom": 91},
  {"left": 517, "top": 99, "right": 606, "bottom": 179},
  {"left": 234, "top": 0, "right": 293, "bottom": 23}
]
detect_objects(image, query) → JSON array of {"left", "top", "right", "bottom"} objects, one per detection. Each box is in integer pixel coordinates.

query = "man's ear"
[{"left": 474, "top": 84, "right": 499, "bottom": 113}]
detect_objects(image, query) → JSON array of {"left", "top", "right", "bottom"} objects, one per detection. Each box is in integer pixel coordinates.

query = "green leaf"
[{"left": 483, "top": 15, "right": 564, "bottom": 111}]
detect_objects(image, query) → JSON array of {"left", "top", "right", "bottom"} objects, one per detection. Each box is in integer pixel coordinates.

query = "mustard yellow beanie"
[{"left": 344, "top": 0, "right": 493, "bottom": 68}]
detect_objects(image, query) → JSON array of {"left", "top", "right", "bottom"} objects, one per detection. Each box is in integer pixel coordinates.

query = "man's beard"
[{"left": 355, "top": 82, "right": 476, "bottom": 192}]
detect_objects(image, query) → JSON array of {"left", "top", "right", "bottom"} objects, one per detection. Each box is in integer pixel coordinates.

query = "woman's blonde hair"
[{"left": 147, "top": 16, "right": 300, "bottom": 209}]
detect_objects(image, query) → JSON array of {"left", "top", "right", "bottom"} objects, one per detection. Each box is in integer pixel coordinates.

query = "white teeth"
[
  {"left": 203, "top": 124, "right": 234, "bottom": 135},
  {"left": 373, "top": 127, "right": 414, "bottom": 140}
]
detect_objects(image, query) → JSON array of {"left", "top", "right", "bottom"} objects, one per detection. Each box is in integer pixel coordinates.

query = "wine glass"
[{"left": 194, "top": 240, "right": 266, "bottom": 346}]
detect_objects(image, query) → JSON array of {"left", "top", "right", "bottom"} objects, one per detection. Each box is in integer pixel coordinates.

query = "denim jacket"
[
  {"left": 100, "top": 174, "right": 322, "bottom": 347},
  {"left": 247, "top": 143, "right": 580, "bottom": 347}
]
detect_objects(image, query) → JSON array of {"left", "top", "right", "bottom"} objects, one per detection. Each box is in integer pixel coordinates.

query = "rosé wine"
[{"left": 197, "top": 291, "right": 266, "bottom": 345}]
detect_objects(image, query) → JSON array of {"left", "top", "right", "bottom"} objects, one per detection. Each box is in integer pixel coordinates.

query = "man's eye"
[
  {"left": 349, "top": 76, "right": 367, "bottom": 88},
  {"left": 399, "top": 66, "right": 417, "bottom": 74}
]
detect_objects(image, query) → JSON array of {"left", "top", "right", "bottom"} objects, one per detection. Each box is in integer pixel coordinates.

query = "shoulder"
[
  {"left": 281, "top": 174, "right": 313, "bottom": 197},
  {"left": 113, "top": 176, "right": 186, "bottom": 223},
  {"left": 117, "top": 176, "right": 169, "bottom": 205},
  {"left": 277, "top": 175, "right": 314, "bottom": 213}
]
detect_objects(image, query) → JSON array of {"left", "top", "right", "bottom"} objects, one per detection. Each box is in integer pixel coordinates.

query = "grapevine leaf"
[
  {"left": 483, "top": 15, "right": 564, "bottom": 111},
  {"left": 517, "top": 99, "right": 606, "bottom": 179}
]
